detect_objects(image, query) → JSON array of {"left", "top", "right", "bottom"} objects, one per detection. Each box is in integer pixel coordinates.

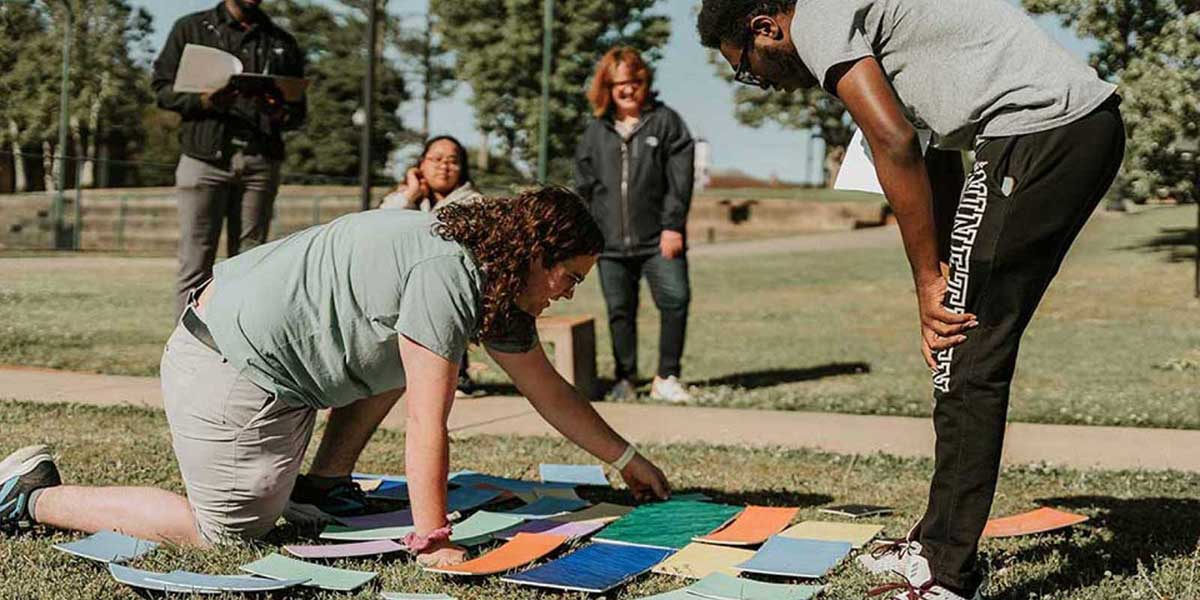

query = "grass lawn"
[
  {"left": 0, "top": 402, "right": 1197, "bottom": 599},
  {"left": 1, "top": 206, "right": 1197, "bottom": 429}
]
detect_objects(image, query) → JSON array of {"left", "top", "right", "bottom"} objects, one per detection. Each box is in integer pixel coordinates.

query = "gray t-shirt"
[
  {"left": 204, "top": 210, "right": 538, "bottom": 409},
  {"left": 790, "top": 0, "right": 1117, "bottom": 149}
]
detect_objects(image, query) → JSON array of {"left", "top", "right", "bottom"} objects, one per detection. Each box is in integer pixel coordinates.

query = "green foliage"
[
  {"left": 709, "top": 50, "right": 853, "bottom": 185},
  {"left": 272, "top": 0, "right": 412, "bottom": 181},
  {"left": 431, "top": 0, "right": 670, "bottom": 183},
  {"left": 1023, "top": 0, "right": 1198, "bottom": 202}
]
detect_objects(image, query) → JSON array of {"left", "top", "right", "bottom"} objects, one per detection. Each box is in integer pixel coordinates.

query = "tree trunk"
[
  {"left": 477, "top": 128, "right": 490, "bottom": 172},
  {"left": 83, "top": 95, "right": 102, "bottom": 188},
  {"left": 43, "top": 140, "right": 56, "bottom": 192},
  {"left": 824, "top": 145, "right": 846, "bottom": 188},
  {"left": 9, "top": 120, "right": 26, "bottom": 192}
]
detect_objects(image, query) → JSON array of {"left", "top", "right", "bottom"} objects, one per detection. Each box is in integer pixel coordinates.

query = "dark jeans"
[
  {"left": 174, "top": 151, "right": 281, "bottom": 317},
  {"left": 916, "top": 97, "right": 1125, "bottom": 594},
  {"left": 598, "top": 253, "right": 691, "bottom": 381}
]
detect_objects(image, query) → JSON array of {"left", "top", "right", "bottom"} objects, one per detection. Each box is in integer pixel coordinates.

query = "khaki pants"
[{"left": 160, "top": 322, "right": 315, "bottom": 543}]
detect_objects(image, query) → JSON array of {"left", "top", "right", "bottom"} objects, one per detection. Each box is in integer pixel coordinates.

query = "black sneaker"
[
  {"left": 455, "top": 373, "right": 478, "bottom": 398},
  {"left": 284, "top": 475, "right": 370, "bottom": 524},
  {"left": 0, "top": 445, "right": 62, "bottom": 532}
]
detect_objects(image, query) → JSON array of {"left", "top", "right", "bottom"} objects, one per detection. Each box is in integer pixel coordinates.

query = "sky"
[{"left": 134, "top": 0, "right": 1097, "bottom": 183}]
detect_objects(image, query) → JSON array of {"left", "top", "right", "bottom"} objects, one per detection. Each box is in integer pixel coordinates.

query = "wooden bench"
[{"left": 536, "top": 315, "right": 598, "bottom": 400}]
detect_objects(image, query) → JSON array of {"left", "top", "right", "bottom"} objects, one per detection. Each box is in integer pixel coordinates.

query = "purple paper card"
[
  {"left": 497, "top": 519, "right": 605, "bottom": 541},
  {"left": 336, "top": 509, "right": 415, "bottom": 529},
  {"left": 284, "top": 539, "right": 406, "bottom": 559}
]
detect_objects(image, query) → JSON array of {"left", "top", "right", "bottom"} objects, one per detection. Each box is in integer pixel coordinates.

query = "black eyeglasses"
[{"left": 733, "top": 37, "right": 770, "bottom": 90}]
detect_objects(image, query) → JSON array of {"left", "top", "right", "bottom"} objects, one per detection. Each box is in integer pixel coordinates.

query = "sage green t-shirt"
[{"left": 204, "top": 210, "right": 537, "bottom": 409}]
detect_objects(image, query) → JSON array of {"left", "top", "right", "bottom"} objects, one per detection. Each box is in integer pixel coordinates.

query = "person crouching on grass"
[{"left": 0, "top": 186, "right": 670, "bottom": 568}]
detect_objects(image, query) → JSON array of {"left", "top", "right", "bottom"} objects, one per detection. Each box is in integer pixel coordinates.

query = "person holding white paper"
[
  {"left": 151, "top": 0, "right": 307, "bottom": 318},
  {"left": 698, "top": 1, "right": 1124, "bottom": 598}
]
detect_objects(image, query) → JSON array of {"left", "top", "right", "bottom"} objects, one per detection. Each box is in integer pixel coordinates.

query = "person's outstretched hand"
[
  {"left": 620, "top": 453, "right": 671, "bottom": 502},
  {"left": 414, "top": 539, "right": 467, "bottom": 568},
  {"left": 917, "top": 275, "right": 977, "bottom": 370}
]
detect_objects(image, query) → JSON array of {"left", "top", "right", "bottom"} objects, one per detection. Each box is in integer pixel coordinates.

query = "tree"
[
  {"left": 1023, "top": 0, "right": 1197, "bottom": 203},
  {"left": 431, "top": 0, "right": 670, "bottom": 183},
  {"left": 715, "top": 72, "right": 854, "bottom": 186},
  {"left": 270, "top": 0, "right": 411, "bottom": 181},
  {"left": 392, "top": 12, "right": 458, "bottom": 140}
]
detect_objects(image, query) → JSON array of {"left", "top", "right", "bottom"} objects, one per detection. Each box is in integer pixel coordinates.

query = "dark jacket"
[
  {"left": 151, "top": 2, "right": 306, "bottom": 163},
  {"left": 574, "top": 101, "right": 695, "bottom": 257}
]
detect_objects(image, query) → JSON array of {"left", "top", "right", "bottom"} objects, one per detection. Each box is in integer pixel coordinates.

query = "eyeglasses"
[
  {"left": 565, "top": 271, "right": 586, "bottom": 286},
  {"left": 733, "top": 37, "right": 770, "bottom": 90},
  {"left": 424, "top": 155, "right": 462, "bottom": 168}
]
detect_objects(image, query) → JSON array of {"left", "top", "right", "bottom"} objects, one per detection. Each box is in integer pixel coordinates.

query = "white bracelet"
[{"left": 611, "top": 444, "right": 638, "bottom": 471}]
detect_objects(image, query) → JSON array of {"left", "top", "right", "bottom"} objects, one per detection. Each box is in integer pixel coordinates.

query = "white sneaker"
[
  {"left": 858, "top": 538, "right": 923, "bottom": 575},
  {"left": 650, "top": 375, "right": 692, "bottom": 403},
  {"left": 606, "top": 379, "right": 637, "bottom": 402}
]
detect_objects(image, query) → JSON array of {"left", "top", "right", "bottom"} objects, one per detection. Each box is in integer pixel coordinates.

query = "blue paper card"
[
  {"left": 539, "top": 464, "right": 610, "bottom": 486},
  {"left": 146, "top": 570, "right": 308, "bottom": 592},
  {"left": 107, "top": 564, "right": 218, "bottom": 594},
  {"left": 53, "top": 530, "right": 159, "bottom": 563},
  {"left": 446, "top": 486, "right": 504, "bottom": 512},
  {"left": 502, "top": 496, "right": 590, "bottom": 519},
  {"left": 734, "top": 536, "right": 853, "bottom": 578},
  {"left": 502, "top": 541, "right": 673, "bottom": 593}
]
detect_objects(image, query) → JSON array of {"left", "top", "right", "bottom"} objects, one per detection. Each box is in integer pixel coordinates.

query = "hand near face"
[{"left": 403, "top": 167, "right": 431, "bottom": 204}]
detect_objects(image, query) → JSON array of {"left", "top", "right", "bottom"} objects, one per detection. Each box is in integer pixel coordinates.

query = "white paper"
[
  {"left": 173, "top": 44, "right": 243, "bottom": 94},
  {"left": 834, "top": 128, "right": 933, "bottom": 195}
]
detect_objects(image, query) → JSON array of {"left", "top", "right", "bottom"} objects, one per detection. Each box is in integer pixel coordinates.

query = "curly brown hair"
[{"left": 434, "top": 185, "right": 604, "bottom": 342}]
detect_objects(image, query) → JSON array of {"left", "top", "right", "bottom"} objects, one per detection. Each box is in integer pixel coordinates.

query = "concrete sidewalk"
[{"left": 3, "top": 364, "right": 1198, "bottom": 472}]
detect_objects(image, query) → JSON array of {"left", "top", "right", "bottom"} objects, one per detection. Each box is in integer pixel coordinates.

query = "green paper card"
[
  {"left": 594, "top": 500, "right": 742, "bottom": 550},
  {"left": 450, "top": 511, "right": 527, "bottom": 546},
  {"left": 239, "top": 553, "right": 376, "bottom": 591},
  {"left": 686, "top": 572, "right": 824, "bottom": 600}
]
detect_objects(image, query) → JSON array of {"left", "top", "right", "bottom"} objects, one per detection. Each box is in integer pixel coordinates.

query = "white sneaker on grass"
[
  {"left": 606, "top": 379, "right": 637, "bottom": 402},
  {"left": 858, "top": 538, "right": 924, "bottom": 575},
  {"left": 868, "top": 551, "right": 985, "bottom": 600},
  {"left": 650, "top": 375, "right": 692, "bottom": 403}
]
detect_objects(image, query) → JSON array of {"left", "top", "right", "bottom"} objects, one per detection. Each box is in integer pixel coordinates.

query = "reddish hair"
[{"left": 586, "top": 47, "right": 653, "bottom": 118}]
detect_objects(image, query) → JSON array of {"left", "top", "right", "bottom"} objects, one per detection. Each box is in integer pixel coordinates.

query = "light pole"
[
  {"left": 360, "top": 0, "right": 379, "bottom": 212},
  {"left": 43, "top": 0, "right": 73, "bottom": 249},
  {"left": 536, "top": 0, "right": 553, "bottom": 183}
]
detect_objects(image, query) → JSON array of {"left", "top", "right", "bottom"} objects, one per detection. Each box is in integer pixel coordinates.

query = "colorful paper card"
[
  {"left": 734, "top": 536, "right": 852, "bottom": 578},
  {"left": 450, "top": 472, "right": 575, "bottom": 495},
  {"left": 650, "top": 542, "right": 754, "bottom": 579},
  {"left": 146, "top": 571, "right": 308, "bottom": 592},
  {"left": 320, "top": 524, "right": 414, "bottom": 541},
  {"left": 501, "top": 496, "right": 589, "bottom": 519},
  {"left": 501, "top": 541, "right": 674, "bottom": 593},
  {"left": 449, "top": 511, "right": 527, "bottom": 546},
  {"left": 696, "top": 506, "right": 798, "bottom": 546},
  {"left": 685, "top": 572, "right": 825, "bottom": 600},
  {"left": 53, "top": 530, "right": 159, "bottom": 563},
  {"left": 539, "top": 464, "right": 610, "bottom": 486},
  {"left": 446, "top": 486, "right": 505, "bottom": 512},
  {"left": 818, "top": 504, "right": 894, "bottom": 519},
  {"left": 779, "top": 521, "right": 884, "bottom": 548},
  {"left": 107, "top": 564, "right": 218, "bottom": 595},
  {"left": 335, "top": 508, "right": 415, "bottom": 529},
  {"left": 672, "top": 492, "right": 712, "bottom": 502},
  {"left": 284, "top": 539, "right": 406, "bottom": 559},
  {"left": 497, "top": 519, "right": 606, "bottom": 541},
  {"left": 547, "top": 502, "right": 632, "bottom": 524},
  {"left": 595, "top": 500, "right": 742, "bottom": 550},
  {"left": 426, "top": 533, "right": 567, "bottom": 576},
  {"left": 240, "top": 553, "right": 377, "bottom": 591},
  {"left": 982, "top": 507, "right": 1089, "bottom": 538}
]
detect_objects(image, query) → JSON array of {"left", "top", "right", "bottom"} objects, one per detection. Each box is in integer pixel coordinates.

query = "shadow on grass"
[
  {"left": 694, "top": 362, "right": 872, "bottom": 390},
  {"left": 1122, "top": 226, "right": 1198, "bottom": 263},
  {"left": 1001, "top": 495, "right": 1200, "bottom": 598}
]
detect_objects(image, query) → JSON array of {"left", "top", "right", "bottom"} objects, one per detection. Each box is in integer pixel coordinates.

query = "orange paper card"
[
  {"left": 982, "top": 507, "right": 1089, "bottom": 538},
  {"left": 425, "top": 533, "right": 567, "bottom": 576},
  {"left": 694, "top": 506, "right": 799, "bottom": 546}
]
